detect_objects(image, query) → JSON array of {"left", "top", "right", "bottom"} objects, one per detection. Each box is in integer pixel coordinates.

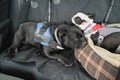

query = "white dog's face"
[{"left": 72, "top": 12, "right": 94, "bottom": 30}]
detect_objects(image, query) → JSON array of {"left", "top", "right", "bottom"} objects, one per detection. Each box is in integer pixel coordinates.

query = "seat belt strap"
[{"left": 102, "top": 0, "right": 115, "bottom": 26}]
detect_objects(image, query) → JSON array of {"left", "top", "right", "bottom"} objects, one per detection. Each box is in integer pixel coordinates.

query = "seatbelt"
[
  {"left": 48, "top": 0, "right": 52, "bottom": 22},
  {"left": 102, "top": 0, "right": 115, "bottom": 26}
]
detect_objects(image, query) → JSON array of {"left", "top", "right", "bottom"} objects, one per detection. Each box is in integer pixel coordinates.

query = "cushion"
[{"left": 74, "top": 38, "right": 120, "bottom": 80}]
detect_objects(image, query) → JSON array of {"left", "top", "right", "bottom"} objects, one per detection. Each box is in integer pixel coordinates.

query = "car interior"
[{"left": 0, "top": 0, "right": 120, "bottom": 80}]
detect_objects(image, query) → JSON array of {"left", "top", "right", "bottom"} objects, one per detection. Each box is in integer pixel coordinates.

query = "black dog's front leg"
[
  {"left": 43, "top": 47, "right": 73, "bottom": 66},
  {"left": 7, "top": 26, "right": 25, "bottom": 59}
]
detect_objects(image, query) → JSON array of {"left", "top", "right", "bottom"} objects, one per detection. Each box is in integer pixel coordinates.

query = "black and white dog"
[
  {"left": 8, "top": 22, "right": 87, "bottom": 66},
  {"left": 72, "top": 12, "right": 120, "bottom": 54}
]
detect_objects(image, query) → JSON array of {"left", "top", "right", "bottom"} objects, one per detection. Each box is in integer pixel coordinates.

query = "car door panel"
[{"left": 0, "top": 0, "right": 10, "bottom": 52}]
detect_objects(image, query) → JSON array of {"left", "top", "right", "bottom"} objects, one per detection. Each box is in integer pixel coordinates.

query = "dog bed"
[
  {"left": 106, "top": 23, "right": 120, "bottom": 27},
  {"left": 74, "top": 37, "right": 120, "bottom": 80}
]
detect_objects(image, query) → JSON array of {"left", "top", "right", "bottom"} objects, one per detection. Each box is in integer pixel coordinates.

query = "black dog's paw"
[
  {"left": 58, "top": 58, "right": 73, "bottom": 67},
  {"left": 6, "top": 46, "right": 16, "bottom": 60},
  {"left": 7, "top": 53, "right": 15, "bottom": 60}
]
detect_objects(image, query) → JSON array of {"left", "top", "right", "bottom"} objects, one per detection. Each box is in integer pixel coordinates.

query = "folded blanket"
[{"left": 74, "top": 38, "right": 120, "bottom": 80}]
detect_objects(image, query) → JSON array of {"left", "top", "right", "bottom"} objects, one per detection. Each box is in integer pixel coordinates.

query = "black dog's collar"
[{"left": 54, "top": 27, "right": 61, "bottom": 45}]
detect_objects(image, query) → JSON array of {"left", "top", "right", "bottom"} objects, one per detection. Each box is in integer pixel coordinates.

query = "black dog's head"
[{"left": 57, "top": 24, "right": 87, "bottom": 50}]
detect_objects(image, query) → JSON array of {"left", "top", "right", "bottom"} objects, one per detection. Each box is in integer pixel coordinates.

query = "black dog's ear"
[
  {"left": 90, "top": 31, "right": 99, "bottom": 45},
  {"left": 58, "top": 29, "right": 67, "bottom": 37},
  {"left": 91, "top": 31, "right": 99, "bottom": 39},
  {"left": 59, "top": 29, "right": 68, "bottom": 37},
  {"left": 96, "top": 31, "right": 99, "bottom": 36},
  {"left": 57, "top": 29, "right": 68, "bottom": 44}
]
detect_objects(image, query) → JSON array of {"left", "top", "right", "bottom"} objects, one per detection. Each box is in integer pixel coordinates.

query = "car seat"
[{"left": 0, "top": 0, "right": 120, "bottom": 80}]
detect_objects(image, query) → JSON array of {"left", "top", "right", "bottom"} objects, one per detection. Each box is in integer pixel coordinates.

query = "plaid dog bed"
[{"left": 74, "top": 38, "right": 120, "bottom": 80}]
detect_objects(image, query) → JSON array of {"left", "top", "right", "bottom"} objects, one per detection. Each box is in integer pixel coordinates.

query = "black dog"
[
  {"left": 91, "top": 31, "right": 120, "bottom": 54},
  {"left": 8, "top": 22, "right": 87, "bottom": 66}
]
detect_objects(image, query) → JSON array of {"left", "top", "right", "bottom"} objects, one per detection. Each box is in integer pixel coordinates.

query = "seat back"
[
  {"left": 10, "top": 0, "right": 49, "bottom": 34},
  {"left": 10, "top": 0, "right": 120, "bottom": 26},
  {"left": 9, "top": 0, "right": 120, "bottom": 40}
]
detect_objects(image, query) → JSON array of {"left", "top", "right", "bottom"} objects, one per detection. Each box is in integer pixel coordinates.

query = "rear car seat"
[{"left": 0, "top": 0, "right": 120, "bottom": 80}]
